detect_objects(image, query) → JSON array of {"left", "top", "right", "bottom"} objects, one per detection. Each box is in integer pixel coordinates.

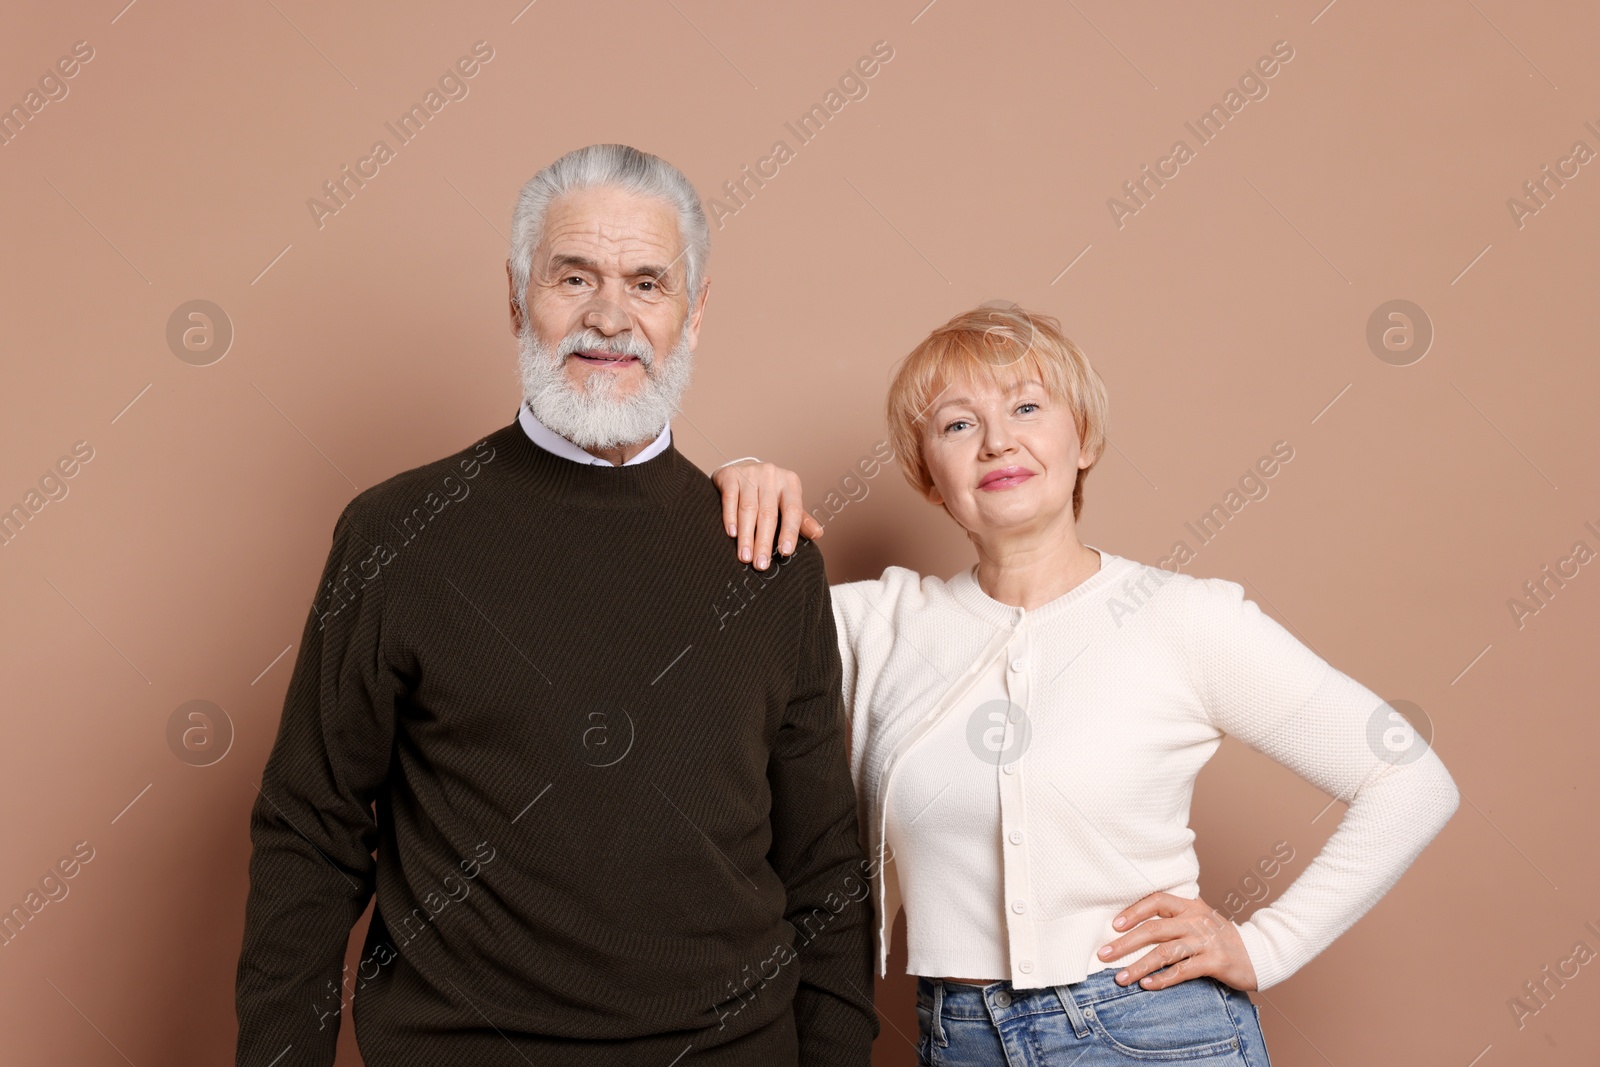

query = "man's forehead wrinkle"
[
  {"left": 545, "top": 208, "right": 678, "bottom": 245},
  {"left": 542, "top": 223, "right": 677, "bottom": 265}
]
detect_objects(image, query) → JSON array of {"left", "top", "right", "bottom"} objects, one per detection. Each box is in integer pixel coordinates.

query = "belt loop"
[
  {"left": 1053, "top": 983, "right": 1091, "bottom": 1038},
  {"left": 931, "top": 979, "right": 948, "bottom": 1045}
]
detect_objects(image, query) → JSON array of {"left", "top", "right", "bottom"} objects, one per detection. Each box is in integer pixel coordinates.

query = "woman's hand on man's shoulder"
[{"left": 710, "top": 459, "right": 822, "bottom": 570}]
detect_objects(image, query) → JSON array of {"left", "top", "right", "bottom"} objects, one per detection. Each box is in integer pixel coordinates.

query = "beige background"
[{"left": 2, "top": 0, "right": 1597, "bottom": 1064}]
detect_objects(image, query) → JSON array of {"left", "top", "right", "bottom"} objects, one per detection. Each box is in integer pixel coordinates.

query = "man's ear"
[
  {"left": 506, "top": 261, "right": 523, "bottom": 336},
  {"left": 681, "top": 276, "right": 711, "bottom": 351}
]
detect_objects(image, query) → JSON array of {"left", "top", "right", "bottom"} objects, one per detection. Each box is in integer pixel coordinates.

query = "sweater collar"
[
  {"left": 493, "top": 413, "right": 689, "bottom": 508},
  {"left": 944, "top": 545, "right": 1134, "bottom": 627}
]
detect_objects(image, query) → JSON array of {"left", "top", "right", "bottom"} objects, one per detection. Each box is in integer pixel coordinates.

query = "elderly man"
[{"left": 234, "top": 144, "right": 877, "bottom": 1066}]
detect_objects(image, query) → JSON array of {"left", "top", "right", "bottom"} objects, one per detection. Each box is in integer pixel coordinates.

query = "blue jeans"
[{"left": 914, "top": 966, "right": 1270, "bottom": 1065}]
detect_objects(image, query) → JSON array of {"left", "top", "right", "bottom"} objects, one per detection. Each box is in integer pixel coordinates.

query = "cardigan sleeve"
[
  {"left": 828, "top": 567, "right": 923, "bottom": 728},
  {"left": 828, "top": 582, "right": 869, "bottom": 724},
  {"left": 1183, "top": 576, "right": 1459, "bottom": 990}
]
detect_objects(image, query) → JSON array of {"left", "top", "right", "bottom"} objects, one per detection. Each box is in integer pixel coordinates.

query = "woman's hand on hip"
[
  {"left": 710, "top": 459, "right": 821, "bottom": 569},
  {"left": 1096, "top": 891, "right": 1259, "bottom": 991}
]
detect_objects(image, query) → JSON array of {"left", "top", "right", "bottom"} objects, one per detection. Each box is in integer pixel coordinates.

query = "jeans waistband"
[{"left": 916, "top": 966, "right": 1150, "bottom": 1026}]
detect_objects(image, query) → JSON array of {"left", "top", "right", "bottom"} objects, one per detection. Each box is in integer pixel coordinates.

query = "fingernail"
[
  {"left": 740, "top": 547, "right": 751, "bottom": 562},
  {"left": 727, "top": 523, "right": 737, "bottom": 536},
  {"left": 1116, "top": 971, "right": 1128, "bottom": 983},
  {"left": 780, "top": 540, "right": 793, "bottom": 556},
  {"left": 1114, "top": 918, "right": 1126, "bottom": 929},
  {"left": 1098, "top": 946, "right": 1112, "bottom": 958},
  {"left": 756, "top": 554, "right": 769, "bottom": 569}
]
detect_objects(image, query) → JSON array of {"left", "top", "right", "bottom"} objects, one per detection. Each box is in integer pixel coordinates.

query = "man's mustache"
[{"left": 554, "top": 328, "right": 655, "bottom": 366}]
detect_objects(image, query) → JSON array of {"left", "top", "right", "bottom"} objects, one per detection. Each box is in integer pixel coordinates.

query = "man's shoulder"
[
  {"left": 338, "top": 424, "right": 510, "bottom": 535},
  {"left": 670, "top": 453, "right": 832, "bottom": 582}
]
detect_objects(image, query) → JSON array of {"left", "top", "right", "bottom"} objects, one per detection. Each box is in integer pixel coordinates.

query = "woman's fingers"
[
  {"left": 715, "top": 467, "right": 744, "bottom": 543},
  {"left": 713, "top": 465, "right": 756, "bottom": 562},
  {"left": 1108, "top": 891, "right": 1183, "bottom": 937},
  {"left": 1116, "top": 935, "right": 1202, "bottom": 987},
  {"left": 1124, "top": 946, "right": 1206, "bottom": 989},
  {"left": 1098, "top": 893, "right": 1258, "bottom": 989},
  {"left": 712, "top": 461, "right": 814, "bottom": 569},
  {"left": 1098, "top": 914, "right": 1181, "bottom": 963},
  {"left": 777, "top": 472, "right": 824, "bottom": 555},
  {"left": 752, "top": 480, "right": 780, "bottom": 569}
]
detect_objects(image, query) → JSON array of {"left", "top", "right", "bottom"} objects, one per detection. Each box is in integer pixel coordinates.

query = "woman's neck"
[{"left": 972, "top": 530, "right": 1102, "bottom": 610}]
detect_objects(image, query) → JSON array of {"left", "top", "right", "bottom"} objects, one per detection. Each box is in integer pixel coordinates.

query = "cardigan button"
[
  {"left": 1010, "top": 658, "right": 1025, "bottom": 672},
  {"left": 1009, "top": 830, "right": 1024, "bottom": 845},
  {"left": 1018, "top": 960, "right": 1034, "bottom": 974}
]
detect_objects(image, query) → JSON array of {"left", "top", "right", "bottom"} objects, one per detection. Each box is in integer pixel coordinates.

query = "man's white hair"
[{"left": 508, "top": 143, "right": 709, "bottom": 318}]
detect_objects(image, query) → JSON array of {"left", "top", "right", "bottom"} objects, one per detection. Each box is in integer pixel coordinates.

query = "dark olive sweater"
[{"left": 235, "top": 418, "right": 878, "bottom": 1066}]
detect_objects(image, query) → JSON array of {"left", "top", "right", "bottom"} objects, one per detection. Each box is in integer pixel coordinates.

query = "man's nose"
[{"left": 579, "top": 294, "right": 630, "bottom": 335}]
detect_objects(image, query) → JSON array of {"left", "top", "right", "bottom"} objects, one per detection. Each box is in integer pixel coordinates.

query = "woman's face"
[{"left": 920, "top": 369, "right": 1091, "bottom": 542}]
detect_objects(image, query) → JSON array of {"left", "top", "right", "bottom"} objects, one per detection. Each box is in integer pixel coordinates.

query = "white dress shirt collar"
[{"left": 516, "top": 401, "right": 672, "bottom": 467}]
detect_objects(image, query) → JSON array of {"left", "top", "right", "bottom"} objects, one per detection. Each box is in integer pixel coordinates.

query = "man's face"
[
  {"left": 509, "top": 185, "right": 708, "bottom": 453},
  {"left": 516, "top": 185, "right": 704, "bottom": 400}
]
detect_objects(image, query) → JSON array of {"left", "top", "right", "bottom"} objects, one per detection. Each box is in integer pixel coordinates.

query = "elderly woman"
[{"left": 711, "top": 304, "right": 1458, "bottom": 1066}]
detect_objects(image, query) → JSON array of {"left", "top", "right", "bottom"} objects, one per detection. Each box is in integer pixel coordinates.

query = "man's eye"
[
  {"left": 563, "top": 276, "right": 585, "bottom": 285},
  {"left": 637, "top": 280, "right": 655, "bottom": 292}
]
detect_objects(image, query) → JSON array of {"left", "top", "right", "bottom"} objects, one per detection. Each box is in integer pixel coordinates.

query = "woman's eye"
[
  {"left": 944, "top": 419, "right": 971, "bottom": 433},
  {"left": 1016, "top": 402, "right": 1040, "bottom": 415}
]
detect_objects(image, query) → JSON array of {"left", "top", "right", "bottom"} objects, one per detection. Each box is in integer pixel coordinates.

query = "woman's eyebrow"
[{"left": 928, "top": 380, "right": 1046, "bottom": 416}]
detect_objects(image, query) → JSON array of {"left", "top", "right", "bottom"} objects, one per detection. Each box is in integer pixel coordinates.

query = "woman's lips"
[{"left": 979, "top": 466, "right": 1035, "bottom": 490}]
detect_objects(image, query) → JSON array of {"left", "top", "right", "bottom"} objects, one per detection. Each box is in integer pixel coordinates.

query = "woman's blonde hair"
[{"left": 885, "top": 302, "right": 1109, "bottom": 521}]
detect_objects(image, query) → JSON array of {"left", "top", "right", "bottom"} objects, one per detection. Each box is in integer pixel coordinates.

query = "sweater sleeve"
[
  {"left": 1184, "top": 577, "right": 1460, "bottom": 991},
  {"left": 235, "top": 506, "right": 401, "bottom": 1066},
  {"left": 767, "top": 551, "right": 879, "bottom": 1066}
]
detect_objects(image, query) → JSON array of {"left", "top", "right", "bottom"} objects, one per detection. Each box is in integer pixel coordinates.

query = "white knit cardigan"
[{"left": 830, "top": 547, "right": 1460, "bottom": 991}]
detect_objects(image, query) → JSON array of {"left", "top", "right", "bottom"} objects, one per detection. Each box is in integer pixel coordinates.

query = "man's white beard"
[{"left": 518, "top": 320, "right": 694, "bottom": 453}]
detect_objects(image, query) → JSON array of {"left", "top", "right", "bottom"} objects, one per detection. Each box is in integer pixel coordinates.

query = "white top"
[
  {"left": 516, "top": 401, "right": 671, "bottom": 466},
  {"left": 883, "top": 654, "right": 1013, "bottom": 980},
  {"left": 832, "top": 547, "right": 1460, "bottom": 991}
]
